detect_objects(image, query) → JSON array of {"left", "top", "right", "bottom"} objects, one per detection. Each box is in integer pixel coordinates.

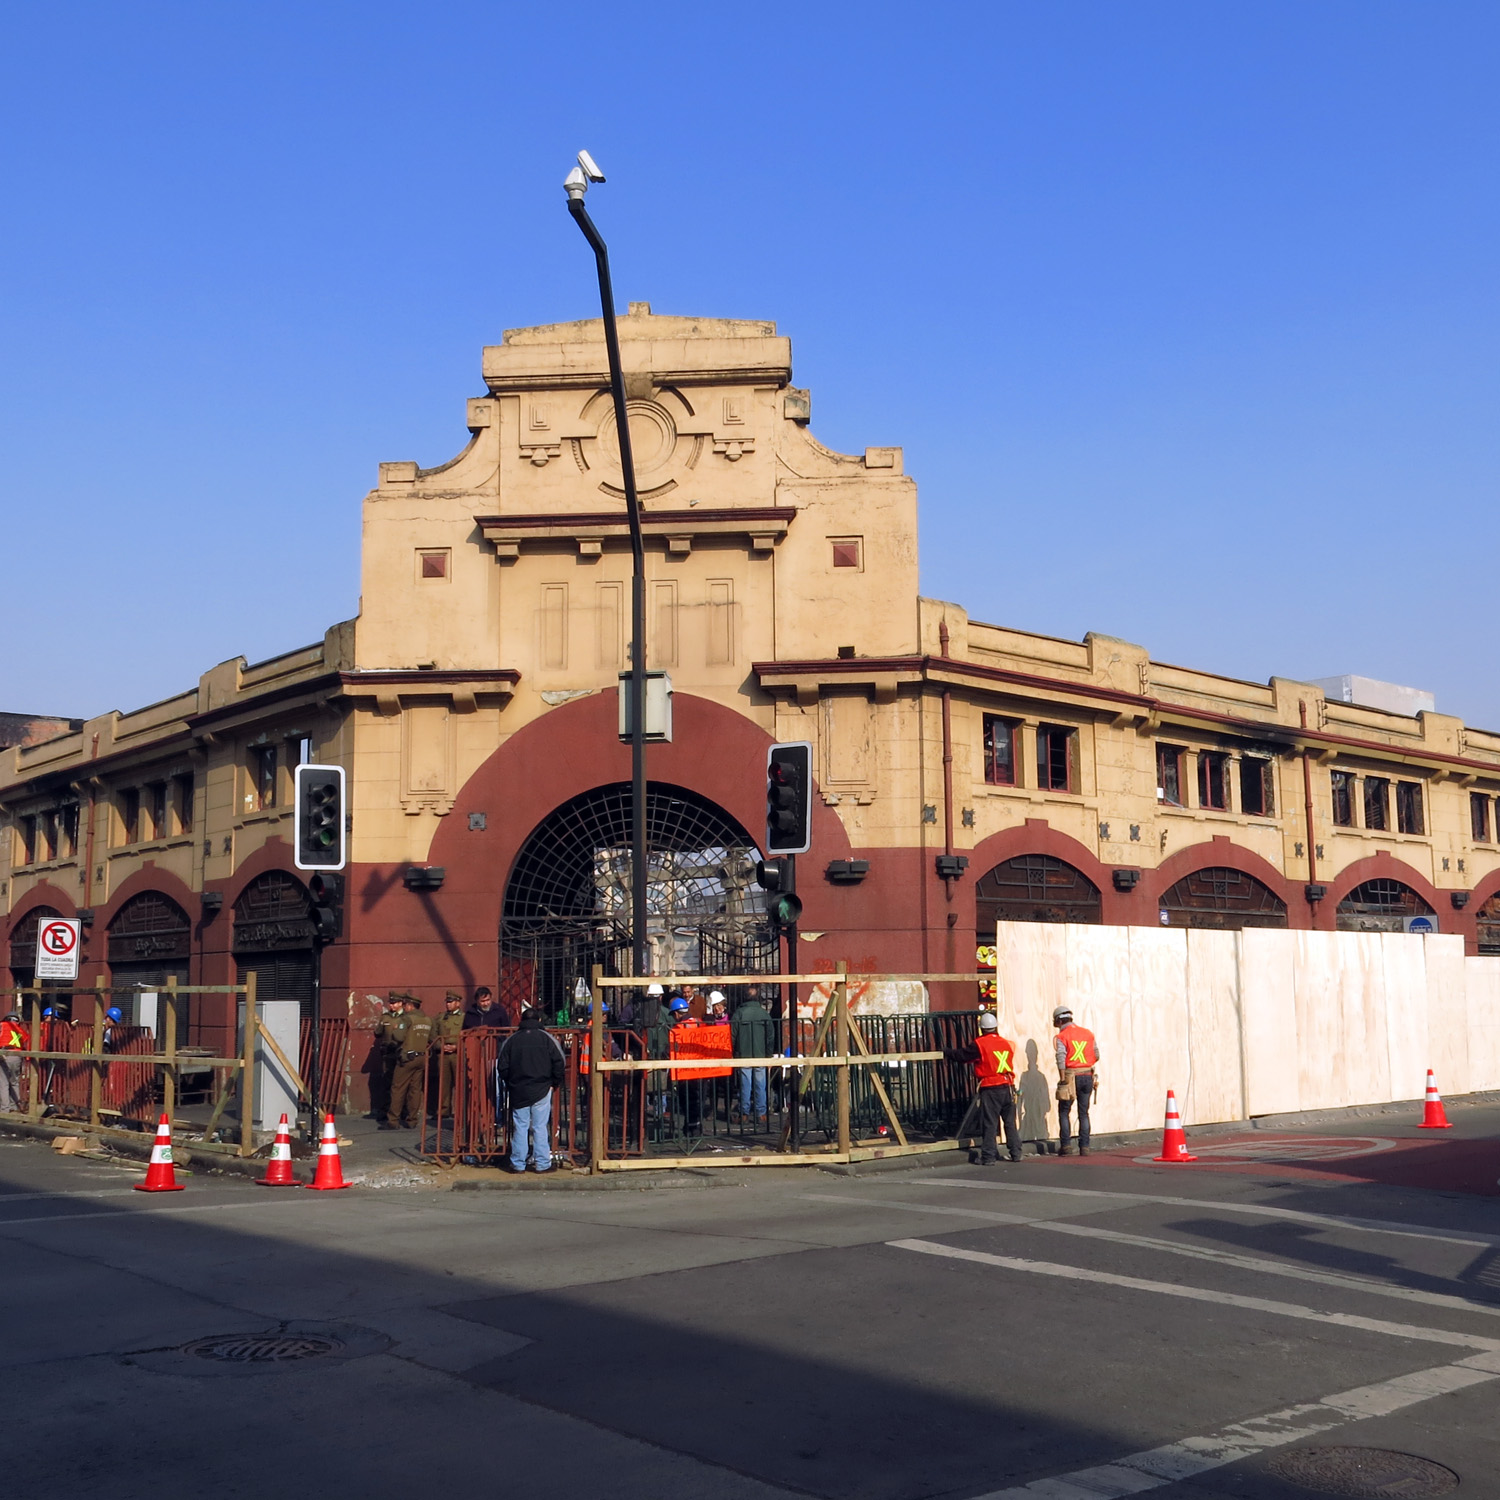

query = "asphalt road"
[{"left": 4, "top": 1106, "right": 1497, "bottom": 1500}]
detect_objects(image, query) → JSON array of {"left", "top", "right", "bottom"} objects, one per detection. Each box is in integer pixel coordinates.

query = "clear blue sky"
[{"left": 3, "top": 4, "right": 1496, "bottom": 726}]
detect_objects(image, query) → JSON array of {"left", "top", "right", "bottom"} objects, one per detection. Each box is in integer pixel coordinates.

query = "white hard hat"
[
  {"left": 978, "top": 1012, "right": 999, "bottom": 1032},
  {"left": 709, "top": 991, "right": 726, "bottom": 1004},
  {"left": 646, "top": 983, "right": 664, "bottom": 997}
]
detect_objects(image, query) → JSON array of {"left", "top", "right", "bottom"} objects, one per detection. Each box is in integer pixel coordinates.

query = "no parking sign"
[{"left": 34, "top": 918, "right": 81, "bottom": 980}]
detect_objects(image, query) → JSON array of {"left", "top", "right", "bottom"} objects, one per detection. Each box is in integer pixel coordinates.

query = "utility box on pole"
[
  {"left": 237, "top": 998, "right": 300, "bottom": 1131},
  {"left": 618, "top": 671, "right": 673, "bottom": 742}
]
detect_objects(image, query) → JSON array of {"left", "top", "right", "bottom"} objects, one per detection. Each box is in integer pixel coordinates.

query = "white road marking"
[
  {"left": 802, "top": 1193, "right": 1500, "bottom": 1319},
  {"left": 967, "top": 1354, "right": 1500, "bottom": 1499},
  {"left": 0, "top": 1198, "right": 319, "bottom": 1232},
  {"left": 926, "top": 1178, "right": 1500, "bottom": 1250},
  {"left": 886, "top": 1239, "right": 1500, "bottom": 1352}
]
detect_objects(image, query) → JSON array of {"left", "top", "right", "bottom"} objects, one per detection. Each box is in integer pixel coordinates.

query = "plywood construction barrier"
[{"left": 988, "top": 922, "right": 1500, "bottom": 1137}]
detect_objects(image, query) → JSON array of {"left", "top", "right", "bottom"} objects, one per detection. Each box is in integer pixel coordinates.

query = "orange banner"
[{"left": 668, "top": 1024, "right": 733, "bottom": 1081}]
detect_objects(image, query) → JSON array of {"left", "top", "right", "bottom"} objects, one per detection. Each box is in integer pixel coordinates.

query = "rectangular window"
[
  {"left": 148, "top": 782, "right": 169, "bottom": 840},
  {"left": 1363, "top": 776, "right": 1389, "bottom": 832},
  {"left": 59, "top": 802, "right": 79, "bottom": 857},
  {"left": 1036, "top": 724, "right": 1075, "bottom": 792},
  {"left": 19, "top": 815, "right": 37, "bottom": 866},
  {"left": 39, "top": 810, "right": 57, "bottom": 861},
  {"left": 1156, "top": 745, "right": 1185, "bottom": 806},
  {"left": 253, "top": 747, "right": 278, "bottom": 811},
  {"left": 1239, "top": 757, "right": 1275, "bottom": 817},
  {"left": 1472, "top": 792, "right": 1492, "bottom": 843},
  {"left": 983, "top": 716, "right": 1018, "bottom": 786},
  {"left": 294, "top": 736, "right": 313, "bottom": 767},
  {"left": 174, "top": 774, "right": 194, "bottom": 835},
  {"left": 1396, "top": 780, "right": 1425, "bottom": 836},
  {"left": 120, "top": 788, "right": 140, "bottom": 844},
  {"left": 1198, "top": 751, "right": 1229, "bottom": 811},
  {"left": 1331, "top": 770, "right": 1356, "bottom": 827}
]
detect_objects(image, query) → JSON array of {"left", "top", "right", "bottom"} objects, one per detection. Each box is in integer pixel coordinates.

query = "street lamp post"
[{"left": 565, "top": 153, "right": 650, "bottom": 983}]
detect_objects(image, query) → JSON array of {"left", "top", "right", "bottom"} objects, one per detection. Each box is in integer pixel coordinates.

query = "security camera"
[
  {"left": 563, "top": 165, "right": 589, "bottom": 200},
  {"left": 577, "top": 149, "right": 606, "bottom": 183}
]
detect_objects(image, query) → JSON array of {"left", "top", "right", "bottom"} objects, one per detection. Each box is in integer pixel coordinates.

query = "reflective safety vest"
[
  {"left": 1058, "top": 1024, "right": 1097, "bottom": 1071},
  {"left": 972, "top": 1033, "right": 1016, "bottom": 1088},
  {"left": 0, "top": 1021, "right": 26, "bottom": 1050}
]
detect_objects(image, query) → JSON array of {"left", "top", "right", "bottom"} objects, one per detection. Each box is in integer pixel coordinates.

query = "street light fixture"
[{"left": 564, "top": 151, "right": 650, "bottom": 984}]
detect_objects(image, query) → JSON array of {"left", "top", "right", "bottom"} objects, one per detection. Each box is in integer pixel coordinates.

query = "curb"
[{"left": 0, "top": 1115, "right": 277, "bottom": 1182}]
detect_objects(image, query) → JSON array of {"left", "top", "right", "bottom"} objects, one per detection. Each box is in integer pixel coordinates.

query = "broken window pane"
[
  {"left": 1472, "top": 792, "right": 1492, "bottom": 843},
  {"left": 1363, "top": 777, "right": 1389, "bottom": 832},
  {"left": 1239, "top": 757, "right": 1274, "bottom": 817},
  {"left": 1331, "top": 771, "right": 1355, "bottom": 827},
  {"left": 1198, "top": 751, "right": 1229, "bottom": 811},
  {"left": 1037, "top": 725, "right": 1074, "bottom": 792},
  {"left": 1156, "top": 745, "right": 1184, "bottom": 806},
  {"left": 1396, "top": 781, "right": 1424, "bottom": 836},
  {"left": 983, "top": 716, "right": 1017, "bottom": 786}
]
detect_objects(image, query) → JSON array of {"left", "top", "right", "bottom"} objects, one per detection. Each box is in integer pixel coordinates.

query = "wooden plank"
[
  {"left": 595, "top": 1154, "right": 831, "bottom": 1171},
  {"left": 847, "top": 1016, "right": 909, "bottom": 1146},
  {"left": 596, "top": 1051, "right": 945, "bottom": 1072},
  {"left": 593, "top": 973, "right": 993, "bottom": 988},
  {"left": 240, "top": 973, "right": 256, "bottom": 1156}
]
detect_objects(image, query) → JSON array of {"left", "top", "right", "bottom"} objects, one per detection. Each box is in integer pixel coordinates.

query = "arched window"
[
  {"left": 233, "top": 872, "right": 315, "bottom": 1015},
  {"left": 7, "top": 905, "right": 62, "bottom": 985},
  {"left": 1477, "top": 893, "right": 1500, "bottom": 955},
  {"left": 975, "top": 855, "right": 1102, "bottom": 931},
  {"left": 1336, "top": 878, "right": 1435, "bottom": 934},
  {"left": 1159, "top": 866, "right": 1287, "bottom": 930},
  {"left": 501, "top": 782, "right": 771, "bottom": 1017},
  {"left": 107, "top": 893, "right": 191, "bottom": 970}
]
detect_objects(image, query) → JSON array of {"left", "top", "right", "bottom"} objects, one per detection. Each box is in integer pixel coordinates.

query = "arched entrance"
[
  {"left": 1159, "top": 866, "right": 1288, "bottom": 930},
  {"left": 7, "top": 906, "right": 65, "bottom": 1007},
  {"left": 232, "top": 871, "right": 316, "bottom": 1016},
  {"left": 1336, "top": 879, "right": 1436, "bottom": 934},
  {"left": 108, "top": 892, "right": 194, "bottom": 1036},
  {"left": 500, "top": 781, "right": 771, "bottom": 1018},
  {"left": 975, "top": 855, "right": 1102, "bottom": 937}
]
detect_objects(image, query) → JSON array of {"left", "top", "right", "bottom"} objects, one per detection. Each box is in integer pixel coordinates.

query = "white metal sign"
[{"left": 35, "top": 917, "right": 82, "bottom": 980}]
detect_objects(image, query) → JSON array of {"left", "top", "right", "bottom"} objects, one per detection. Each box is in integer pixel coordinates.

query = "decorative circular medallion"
[{"left": 595, "top": 401, "right": 677, "bottom": 476}]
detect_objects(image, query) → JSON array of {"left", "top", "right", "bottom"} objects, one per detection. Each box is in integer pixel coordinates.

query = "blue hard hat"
[
  {"left": 106, "top": 1007, "right": 124, "bottom": 1022},
  {"left": 669, "top": 998, "right": 689, "bottom": 1012},
  {"left": 42, "top": 1007, "right": 54, "bottom": 1018}
]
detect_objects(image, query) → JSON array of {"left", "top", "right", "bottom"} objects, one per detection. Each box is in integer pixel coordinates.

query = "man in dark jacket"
[
  {"left": 463, "top": 987, "right": 502, "bottom": 1030},
  {"left": 730, "top": 992, "right": 776, "bottom": 1128},
  {"left": 497, "top": 1008, "right": 566, "bottom": 1173}
]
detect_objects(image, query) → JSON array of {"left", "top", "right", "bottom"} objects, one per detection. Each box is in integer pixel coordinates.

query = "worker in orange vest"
[
  {"left": 945, "top": 1012, "right": 1022, "bottom": 1165},
  {"left": 1053, "top": 1006, "right": 1099, "bottom": 1156},
  {"left": 0, "top": 1011, "right": 30, "bottom": 1114}
]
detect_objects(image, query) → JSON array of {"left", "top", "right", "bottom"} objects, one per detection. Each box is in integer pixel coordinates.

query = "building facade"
[{"left": 6, "top": 306, "right": 1500, "bottom": 1082}]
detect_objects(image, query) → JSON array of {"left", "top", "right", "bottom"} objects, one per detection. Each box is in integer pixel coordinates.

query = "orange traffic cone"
[
  {"left": 1152, "top": 1090, "right": 1198, "bottom": 1163},
  {"left": 305, "top": 1113, "right": 352, "bottom": 1190},
  {"left": 256, "top": 1113, "right": 298, "bottom": 1186},
  {"left": 1418, "top": 1070, "right": 1453, "bottom": 1129},
  {"left": 135, "top": 1114, "right": 186, "bottom": 1192}
]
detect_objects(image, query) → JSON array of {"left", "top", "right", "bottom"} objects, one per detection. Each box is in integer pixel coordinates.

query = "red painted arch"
[
  {"left": 1144, "top": 836, "right": 1305, "bottom": 924},
  {"left": 418, "top": 689, "right": 853, "bottom": 933},
  {"left": 96, "top": 866, "right": 198, "bottom": 932},
  {"left": 1321, "top": 852, "right": 1444, "bottom": 920}
]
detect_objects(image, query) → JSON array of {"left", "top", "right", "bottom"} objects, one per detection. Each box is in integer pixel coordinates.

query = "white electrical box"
[
  {"left": 237, "top": 999, "right": 302, "bottom": 1130},
  {"left": 618, "top": 671, "right": 673, "bottom": 742}
]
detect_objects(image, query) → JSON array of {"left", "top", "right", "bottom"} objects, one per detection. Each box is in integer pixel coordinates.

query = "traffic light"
[
  {"left": 294, "top": 764, "right": 346, "bottom": 872},
  {"left": 307, "top": 872, "right": 343, "bottom": 942},
  {"left": 755, "top": 858, "right": 803, "bottom": 928},
  {"left": 765, "top": 741, "right": 812, "bottom": 855}
]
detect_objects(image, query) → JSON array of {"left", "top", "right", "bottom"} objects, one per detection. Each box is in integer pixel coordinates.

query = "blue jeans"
[
  {"left": 737, "top": 1067, "right": 767, "bottom": 1117},
  {"left": 510, "top": 1094, "right": 553, "bottom": 1171}
]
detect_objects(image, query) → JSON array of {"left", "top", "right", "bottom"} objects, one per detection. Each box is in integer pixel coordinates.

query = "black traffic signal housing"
[
  {"left": 756, "top": 857, "right": 803, "bottom": 928},
  {"left": 295, "top": 764, "right": 346, "bottom": 872},
  {"left": 307, "top": 872, "right": 343, "bottom": 943},
  {"left": 765, "top": 741, "right": 813, "bottom": 856}
]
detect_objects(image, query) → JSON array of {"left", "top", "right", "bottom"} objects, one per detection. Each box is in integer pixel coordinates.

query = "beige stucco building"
[{"left": 5, "top": 305, "right": 1500, "bottom": 1073}]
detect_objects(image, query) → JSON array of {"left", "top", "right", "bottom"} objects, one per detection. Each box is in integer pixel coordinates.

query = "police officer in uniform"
[
  {"left": 1053, "top": 1006, "right": 1099, "bottom": 1156},
  {"left": 388, "top": 996, "right": 435, "bottom": 1129},
  {"left": 371, "top": 993, "right": 406, "bottom": 1127},
  {"left": 945, "top": 1012, "right": 1023, "bottom": 1164},
  {"left": 433, "top": 991, "right": 466, "bottom": 1119}
]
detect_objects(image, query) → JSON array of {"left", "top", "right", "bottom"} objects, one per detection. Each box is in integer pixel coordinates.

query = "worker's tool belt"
[
  {"left": 1055, "top": 1074, "right": 1075, "bottom": 1103},
  {"left": 402, "top": 1050, "right": 424, "bottom": 1061}
]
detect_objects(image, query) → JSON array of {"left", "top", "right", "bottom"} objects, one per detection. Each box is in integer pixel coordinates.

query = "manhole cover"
[
  {"left": 183, "top": 1333, "right": 342, "bottom": 1364},
  {"left": 1266, "top": 1445, "right": 1458, "bottom": 1496}
]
